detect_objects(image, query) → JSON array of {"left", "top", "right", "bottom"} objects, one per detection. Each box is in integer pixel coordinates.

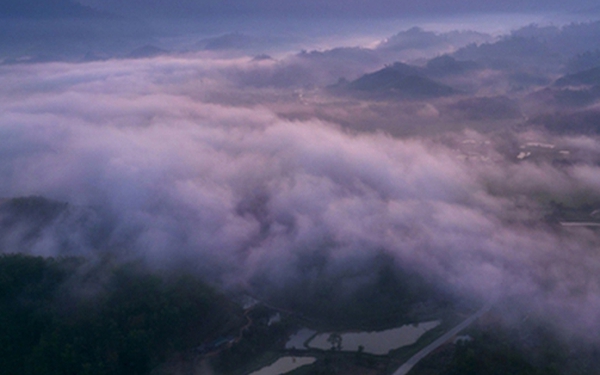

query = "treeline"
[
  {"left": 413, "top": 320, "right": 600, "bottom": 375},
  {"left": 260, "top": 254, "right": 453, "bottom": 331},
  {"left": 443, "top": 328, "right": 561, "bottom": 375},
  {"left": 0, "top": 253, "right": 242, "bottom": 375}
]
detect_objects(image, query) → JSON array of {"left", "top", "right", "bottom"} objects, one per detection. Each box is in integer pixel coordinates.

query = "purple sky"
[{"left": 24, "top": 0, "right": 600, "bottom": 18}]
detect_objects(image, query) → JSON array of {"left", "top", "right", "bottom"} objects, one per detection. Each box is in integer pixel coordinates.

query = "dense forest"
[{"left": 0, "top": 254, "right": 242, "bottom": 375}]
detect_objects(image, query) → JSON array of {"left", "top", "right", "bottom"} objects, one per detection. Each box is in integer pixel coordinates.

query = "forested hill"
[{"left": 0, "top": 254, "right": 243, "bottom": 375}]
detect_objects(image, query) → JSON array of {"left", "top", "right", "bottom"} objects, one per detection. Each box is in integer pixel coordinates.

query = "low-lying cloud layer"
[{"left": 3, "top": 52, "right": 600, "bottom": 339}]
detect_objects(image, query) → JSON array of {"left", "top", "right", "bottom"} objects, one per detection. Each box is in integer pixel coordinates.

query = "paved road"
[
  {"left": 560, "top": 222, "right": 600, "bottom": 227},
  {"left": 392, "top": 302, "right": 493, "bottom": 375}
]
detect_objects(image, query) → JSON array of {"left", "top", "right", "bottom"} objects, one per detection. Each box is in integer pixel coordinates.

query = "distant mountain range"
[
  {"left": 554, "top": 66, "right": 600, "bottom": 87},
  {"left": 332, "top": 62, "right": 456, "bottom": 99},
  {"left": 527, "top": 65, "right": 600, "bottom": 108},
  {"left": 451, "top": 21, "right": 600, "bottom": 72},
  {"left": 425, "top": 55, "right": 481, "bottom": 77}
]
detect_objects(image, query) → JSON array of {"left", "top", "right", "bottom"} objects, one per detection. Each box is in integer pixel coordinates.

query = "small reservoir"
[
  {"left": 306, "top": 321, "right": 440, "bottom": 355},
  {"left": 285, "top": 329, "right": 317, "bottom": 350}
]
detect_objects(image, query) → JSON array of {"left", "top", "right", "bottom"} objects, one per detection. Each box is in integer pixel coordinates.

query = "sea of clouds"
[{"left": 2, "top": 54, "right": 600, "bottom": 338}]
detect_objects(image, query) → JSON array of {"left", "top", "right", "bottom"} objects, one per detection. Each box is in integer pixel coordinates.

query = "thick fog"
[
  {"left": 4, "top": 2, "right": 600, "bottom": 342},
  {"left": 3, "top": 36, "right": 600, "bottom": 340}
]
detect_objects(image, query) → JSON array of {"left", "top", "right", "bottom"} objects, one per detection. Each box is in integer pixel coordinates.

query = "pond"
[
  {"left": 247, "top": 357, "right": 316, "bottom": 375},
  {"left": 285, "top": 328, "right": 317, "bottom": 350},
  {"left": 306, "top": 321, "right": 440, "bottom": 355}
]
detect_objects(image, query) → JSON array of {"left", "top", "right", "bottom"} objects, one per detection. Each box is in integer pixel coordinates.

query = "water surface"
[
  {"left": 285, "top": 328, "right": 316, "bottom": 350},
  {"left": 307, "top": 321, "right": 440, "bottom": 355}
]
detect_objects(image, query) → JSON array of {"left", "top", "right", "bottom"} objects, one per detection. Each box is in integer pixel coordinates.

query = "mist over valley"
[{"left": 3, "top": 2, "right": 600, "bottom": 374}]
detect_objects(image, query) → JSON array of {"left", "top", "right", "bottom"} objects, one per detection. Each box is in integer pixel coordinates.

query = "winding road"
[{"left": 392, "top": 302, "right": 493, "bottom": 375}]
